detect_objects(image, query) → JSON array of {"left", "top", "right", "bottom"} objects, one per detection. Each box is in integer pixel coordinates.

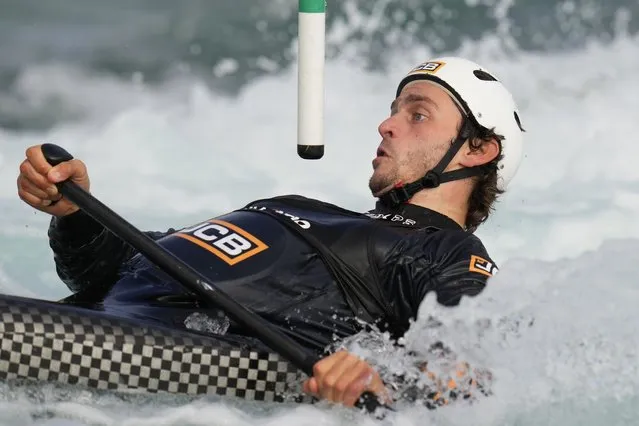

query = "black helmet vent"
[
  {"left": 514, "top": 111, "right": 525, "bottom": 131},
  {"left": 473, "top": 69, "right": 498, "bottom": 81}
]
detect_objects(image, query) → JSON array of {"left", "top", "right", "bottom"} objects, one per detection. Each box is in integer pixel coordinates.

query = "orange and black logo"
[
  {"left": 469, "top": 255, "right": 498, "bottom": 277},
  {"left": 409, "top": 61, "right": 446, "bottom": 75},
  {"left": 176, "top": 219, "right": 268, "bottom": 265}
]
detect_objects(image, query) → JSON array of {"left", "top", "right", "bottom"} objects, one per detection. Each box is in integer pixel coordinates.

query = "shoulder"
[
  {"left": 397, "top": 228, "right": 498, "bottom": 277},
  {"left": 244, "top": 194, "right": 363, "bottom": 216}
]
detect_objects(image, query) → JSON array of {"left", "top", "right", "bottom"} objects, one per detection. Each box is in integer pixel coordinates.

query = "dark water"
[
  {"left": 0, "top": 0, "right": 635, "bottom": 130},
  {"left": 0, "top": 0, "right": 634, "bottom": 86}
]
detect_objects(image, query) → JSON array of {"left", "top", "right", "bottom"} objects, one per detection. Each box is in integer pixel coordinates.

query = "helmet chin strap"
[{"left": 378, "top": 119, "right": 485, "bottom": 207}]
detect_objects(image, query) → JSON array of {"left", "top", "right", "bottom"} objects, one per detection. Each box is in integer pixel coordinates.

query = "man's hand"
[
  {"left": 17, "top": 144, "right": 91, "bottom": 217},
  {"left": 303, "top": 350, "right": 391, "bottom": 407}
]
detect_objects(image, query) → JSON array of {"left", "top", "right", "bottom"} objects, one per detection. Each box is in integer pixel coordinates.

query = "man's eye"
[{"left": 412, "top": 112, "right": 427, "bottom": 122}]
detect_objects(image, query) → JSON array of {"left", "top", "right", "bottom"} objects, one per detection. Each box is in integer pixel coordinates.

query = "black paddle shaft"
[{"left": 40, "top": 143, "right": 386, "bottom": 414}]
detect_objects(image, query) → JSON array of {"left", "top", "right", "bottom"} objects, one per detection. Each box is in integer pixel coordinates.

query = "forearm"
[
  {"left": 47, "top": 210, "right": 174, "bottom": 293},
  {"left": 47, "top": 209, "right": 135, "bottom": 293}
]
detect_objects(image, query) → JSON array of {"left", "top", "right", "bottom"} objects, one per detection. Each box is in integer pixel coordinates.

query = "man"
[{"left": 16, "top": 56, "right": 524, "bottom": 408}]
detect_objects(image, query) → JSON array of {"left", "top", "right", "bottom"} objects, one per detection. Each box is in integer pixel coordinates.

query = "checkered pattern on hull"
[{"left": 0, "top": 295, "right": 309, "bottom": 402}]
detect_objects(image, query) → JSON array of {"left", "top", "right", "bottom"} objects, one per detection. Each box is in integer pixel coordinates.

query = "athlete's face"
[{"left": 369, "top": 81, "right": 464, "bottom": 196}]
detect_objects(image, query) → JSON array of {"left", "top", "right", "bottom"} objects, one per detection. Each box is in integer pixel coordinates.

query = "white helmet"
[{"left": 395, "top": 56, "right": 525, "bottom": 191}]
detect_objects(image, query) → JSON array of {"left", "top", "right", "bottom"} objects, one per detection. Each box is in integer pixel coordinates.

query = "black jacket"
[{"left": 48, "top": 195, "right": 497, "bottom": 355}]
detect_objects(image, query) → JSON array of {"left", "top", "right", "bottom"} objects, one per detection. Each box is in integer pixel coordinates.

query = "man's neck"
[{"left": 406, "top": 181, "right": 471, "bottom": 228}]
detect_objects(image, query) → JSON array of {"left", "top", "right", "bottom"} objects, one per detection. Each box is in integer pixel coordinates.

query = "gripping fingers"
[
  {"left": 342, "top": 364, "right": 376, "bottom": 407},
  {"left": 303, "top": 377, "right": 318, "bottom": 396},
  {"left": 309, "top": 351, "right": 389, "bottom": 407},
  {"left": 312, "top": 351, "right": 350, "bottom": 402},
  {"left": 18, "top": 186, "right": 50, "bottom": 207},
  {"left": 25, "top": 145, "right": 52, "bottom": 175},
  {"left": 17, "top": 174, "right": 51, "bottom": 201},
  {"left": 326, "top": 357, "right": 370, "bottom": 405},
  {"left": 17, "top": 181, "right": 60, "bottom": 207},
  {"left": 19, "top": 160, "right": 58, "bottom": 196},
  {"left": 316, "top": 353, "right": 365, "bottom": 404}
]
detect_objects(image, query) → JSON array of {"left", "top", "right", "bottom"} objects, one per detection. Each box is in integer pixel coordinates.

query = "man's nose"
[{"left": 378, "top": 115, "right": 397, "bottom": 139}]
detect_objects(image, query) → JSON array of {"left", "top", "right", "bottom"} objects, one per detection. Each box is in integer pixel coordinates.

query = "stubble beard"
[
  {"left": 368, "top": 161, "right": 399, "bottom": 196},
  {"left": 368, "top": 142, "right": 449, "bottom": 197}
]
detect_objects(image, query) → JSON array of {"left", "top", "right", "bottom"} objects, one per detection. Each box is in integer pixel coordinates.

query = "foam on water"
[
  {"left": 0, "top": 234, "right": 638, "bottom": 426},
  {"left": 0, "top": 25, "right": 638, "bottom": 426}
]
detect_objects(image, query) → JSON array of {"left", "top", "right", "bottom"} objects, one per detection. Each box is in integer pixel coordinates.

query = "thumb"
[{"left": 47, "top": 160, "right": 87, "bottom": 184}]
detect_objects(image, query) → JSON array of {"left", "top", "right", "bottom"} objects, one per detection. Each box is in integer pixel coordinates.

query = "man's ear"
[{"left": 459, "top": 138, "right": 500, "bottom": 168}]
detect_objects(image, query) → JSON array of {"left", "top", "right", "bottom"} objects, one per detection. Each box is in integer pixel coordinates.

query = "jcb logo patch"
[
  {"left": 469, "top": 255, "right": 498, "bottom": 277},
  {"left": 176, "top": 220, "right": 268, "bottom": 265},
  {"left": 409, "top": 61, "right": 445, "bottom": 75}
]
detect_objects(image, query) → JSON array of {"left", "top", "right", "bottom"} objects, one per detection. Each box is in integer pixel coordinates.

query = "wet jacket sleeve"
[
  {"left": 48, "top": 210, "right": 176, "bottom": 293},
  {"left": 381, "top": 229, "right": 498, "bottom": 327}
]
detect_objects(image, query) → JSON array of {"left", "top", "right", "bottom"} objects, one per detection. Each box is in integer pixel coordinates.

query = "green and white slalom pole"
[{"left": 297, "top": 0, "right": 326, "bottom": 160}]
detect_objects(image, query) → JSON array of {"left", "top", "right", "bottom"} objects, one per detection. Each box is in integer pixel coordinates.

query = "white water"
[{"left": 1, "top": 31, "right": 638, "bottom": 425}]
